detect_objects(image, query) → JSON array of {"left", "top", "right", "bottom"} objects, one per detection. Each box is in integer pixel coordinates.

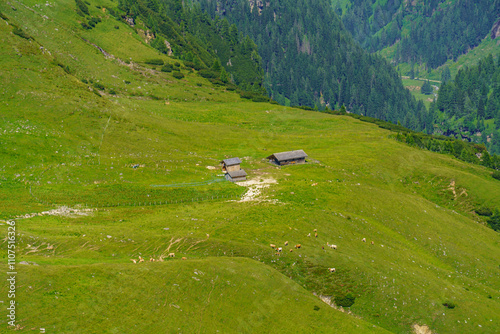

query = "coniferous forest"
[
  {"left": 432, "top": 54, "right": 500, "bottom": 154},
  {"left": 333, "top": 0, "right": 499, "bottom": 69},
  {"left": 196, "top": 0, "right": 429, "bottom": 130}
]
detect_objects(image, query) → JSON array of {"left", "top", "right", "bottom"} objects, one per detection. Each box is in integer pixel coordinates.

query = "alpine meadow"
[{"left": 0, "top": 0, "right": 499, "bottom": 333}]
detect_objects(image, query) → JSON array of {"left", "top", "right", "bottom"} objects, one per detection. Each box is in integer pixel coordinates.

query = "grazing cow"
[
  {"left": 307, "top": 233, "right": 311, "bottom": 237},
  {"left": 270, "top": 244, "right": 276, "bottom": 248},
  {"left": 371, "top": 241, "right": 374, "bottom": 245},
  {"left": 284, "top": 241, "right": 289, "bottom": 246},
  {"left": 149, "top": 257, "right": 155, "bottom": 262},
  {"left": 328, "top": 268, "right": 336, "bottom": 273},
  {"left": 289, "top": 249, "right": 293, "bottom": 252},
  {"left": 295, "top": 244, "right": 301, "bottom": 249},
  {"left": 168, "top": 253, "right": 175, "bottom": 258},
  {"left": 362, "top": 238, "right": 366, "bottom": 242},
  {"left": 181, "top": 257, "right": 187, "bottom": 260},
  {"left": 330, "top": 244, "right": 337, "bottom": 250},
  {"left": 130, "top": 259, "right": 137, "bottom": 264},
  {"left": 158, "top": 256, "right": 164, "bottom": 262},
  {"left": 138, "top": 256, "right": 145, "bottom": 263},
  {"left": 313, "top": 229, "right": 317, "bottom": 232},
  {"left": 277, "top": 247, "right": 282, "bottom": 252},
  {"left": 322, "top": 246, "right": 324, "bottom": 250},
  {"left": 315, "top": 232, "right": 318, "bottom": 238}
]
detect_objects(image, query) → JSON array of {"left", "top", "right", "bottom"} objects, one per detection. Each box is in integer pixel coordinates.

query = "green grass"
[
  {"left": 400, "top": 78, "right": 437, "bottom": 108},
  {"left": 0, "top": 1, "right": 499, "bottom": 333}
]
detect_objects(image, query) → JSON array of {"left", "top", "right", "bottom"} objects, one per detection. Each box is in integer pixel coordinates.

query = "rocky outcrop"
[
  {"left": 491, "top": 19, "right": 500, "bottom": 39},
  {"left": 125, "top": 17, "right": 134, "bottom": 27}
]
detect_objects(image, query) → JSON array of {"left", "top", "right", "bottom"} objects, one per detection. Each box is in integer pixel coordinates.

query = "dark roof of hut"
[
  {"left": 266, "top": 150, "right": 308, "bottom": 161},
  {"left": 227, "top": 169, "right": 247, "bottom": 178},
  {"left": 221, "top": 157, "right": 242, "bottom": 166}
]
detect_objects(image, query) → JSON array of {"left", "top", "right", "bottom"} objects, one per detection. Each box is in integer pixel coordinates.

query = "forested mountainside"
[
  {"left": 118, "top": 0, "right": 266, "bottom": 93},
  {"left": 333, "top": 0, "right": 499, "bottom": 69},
  {"left": 196, "top": 0, "right": 429, "bottom": 131},
  {"left": 1, "top": 0, "right": 500, "bottom": 332},
  {"left": 431, "top": 54, "right": 500, "bottom": 154}
]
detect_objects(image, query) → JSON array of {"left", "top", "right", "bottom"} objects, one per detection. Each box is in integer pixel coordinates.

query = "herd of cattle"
[{"left": 269, "top": 231, "right": 375, "bottom": 274}]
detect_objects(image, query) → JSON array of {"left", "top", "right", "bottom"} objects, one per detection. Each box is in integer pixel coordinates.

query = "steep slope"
[
  {"left": 196, "top": 0, "right": 429, "bottom": 132},
  {"left": 333, "top": 0, "right": 499, "bottom": 69},
  {"left": 1, "top": 1, "right": 500, "bottom": 333}
]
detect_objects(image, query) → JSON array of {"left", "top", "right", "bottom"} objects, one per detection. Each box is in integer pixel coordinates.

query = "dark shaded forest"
[
  {"left": 197, "top": 0, "right": 429, "bottom": 131},
  {"left": 334, "top": 0, "right": 499, "bottom": 69}
]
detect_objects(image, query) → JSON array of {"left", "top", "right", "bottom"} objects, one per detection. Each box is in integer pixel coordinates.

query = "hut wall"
[
  {"left": 279, "top": 158, "right": 305, "bottom": 166},
  {"left": 226, "top": 165, "right": 240, "bottom": 172}
]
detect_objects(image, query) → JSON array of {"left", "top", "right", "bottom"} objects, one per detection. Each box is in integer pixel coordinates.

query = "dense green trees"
[
  {"left": 433, "top": 54, "right": 500, "bottom": 154},
  {"left": 117, "top": 0, "right": 266, "bottom": 93},
  {"left": 333, "top": 0, "right": 499, "bottom": 69}
]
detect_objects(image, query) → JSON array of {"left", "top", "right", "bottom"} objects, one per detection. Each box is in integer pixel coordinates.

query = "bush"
[
  {"left": 442, "top": 302, "right": 456, "bottom": 309},
  {"left": 184, "top": 61, "right": 195, "bottom": 68},
  {"left": 13, "top": 28, "right": 31, "bottom": 40},
  {"left": 174, "top": 62, "right": 181, "bottom": 67},
  {"left": 93, "top": 82, "right": 105, "bottom": 90},
  {"left": 476, "top": 207, "right": 493, "bottom": 216},
  {"left": 492, "top": 171, "right": 500, "bottom": 181},
  {"left": 198, "top": 69, "right": 218, "bottom": 79},
  {"left": 0, "top": 11, "right": 9, "bottom": 21},
  {"left": 335, "top": 293, "right": 355, "bottom": 307},
  {"left": 75, "top": 0, "right": 89, "bottom": 16},
  {"left": 172, "top": 72, "right": 184, "bottom": 79},
  {"left": 145, "top": 59, "right": 164, "bottom": 66},
  {"left": 114, "top": 25, "right": 119, "bottom": 29},
  {"left": 109, "top": 89, "right": 117, "bottom": 95},
  {"left": 488, "top": 210, "right": 500, "bottom": 231},
  {"left": 161, "top": 64, "right": 173, "bottom": 72}
]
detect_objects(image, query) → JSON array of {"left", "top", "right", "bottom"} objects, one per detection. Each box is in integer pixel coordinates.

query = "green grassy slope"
[{"left": 1, "top": 1, "right": 500, "bottom": 333}]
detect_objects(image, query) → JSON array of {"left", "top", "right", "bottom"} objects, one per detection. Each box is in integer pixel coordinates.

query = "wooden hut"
[
  {"left": 266, "top": 150, "right": 308, "bottom": 166},
  {"left": 225, "top": 169, "right": 247, "bottom": 182},
  {"left": 220, "top": 157, "right": 242, "bottom": 173}
]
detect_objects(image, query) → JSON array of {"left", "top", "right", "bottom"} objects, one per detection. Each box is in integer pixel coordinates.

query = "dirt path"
[{"left": 235, "top": 177, "right": 278, "bottom": 203}]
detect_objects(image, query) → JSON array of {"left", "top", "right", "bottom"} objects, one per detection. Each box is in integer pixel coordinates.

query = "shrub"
[
  {"left": 160, "top": 65, "right": 172, "bottom": 72},
  {"left": 442, "top": 302, "right": 456, "bottom": 309},
  {"left": 145, "top": 59, "right": 164, "bottom": 66},
  {"left": 196, "top": 83, "right": 202, "bottom": 87},
  {"left": 114, "top": 25, "right": 119, "bottom": 29},
  {"left": 492, "top": 171, "right": 500, "bottom": 181},
  {"left": 476, "top": 207, "right": 493, "bottom": 216},
  {"left": 0, "top": 11, "right": 9, "bottom": 21},
  {"left": 109, "top": 89, "right": 117, "bottom": 95},
  {"left": 184, "top": 61, "right": 195, "bottom": 68},
  {"left": 335, "top": 293, "right": 355, "bottom": 307},
  {"left": 13, "top": 28, "right": 31, "bottom": 40},
  {"left": 172, "top": 72, "right": 184, "bottom": 79},
  {"left": 75, "top": 0, "right": 89, "bottom": 16},
  {"left": 93, "top": 82, "right": 105, "bottom": 90},
  {"left": 198, "top": 69, "right": 217, "bottom": 79},
  {"left": 81, "top": 78, "right": 88, "bottom": 84},
  {"left": 174, "top": 62, "right": 181, "bottom": 67},
  {"left": 251, "top": 95, "right": 270, "bottom": 102},
  {"left": 488, "top": 210, "right": 500, "bottom": 231}
]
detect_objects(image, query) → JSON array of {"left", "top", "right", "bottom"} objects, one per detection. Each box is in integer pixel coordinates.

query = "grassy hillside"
[{"left": 1, "top": 0, "right": 500, "bottom": 333}]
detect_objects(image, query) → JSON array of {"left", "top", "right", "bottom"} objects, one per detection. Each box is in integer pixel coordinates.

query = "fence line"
[{"left": 29, "top": 192, "right": 241, "bottom": 209}]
